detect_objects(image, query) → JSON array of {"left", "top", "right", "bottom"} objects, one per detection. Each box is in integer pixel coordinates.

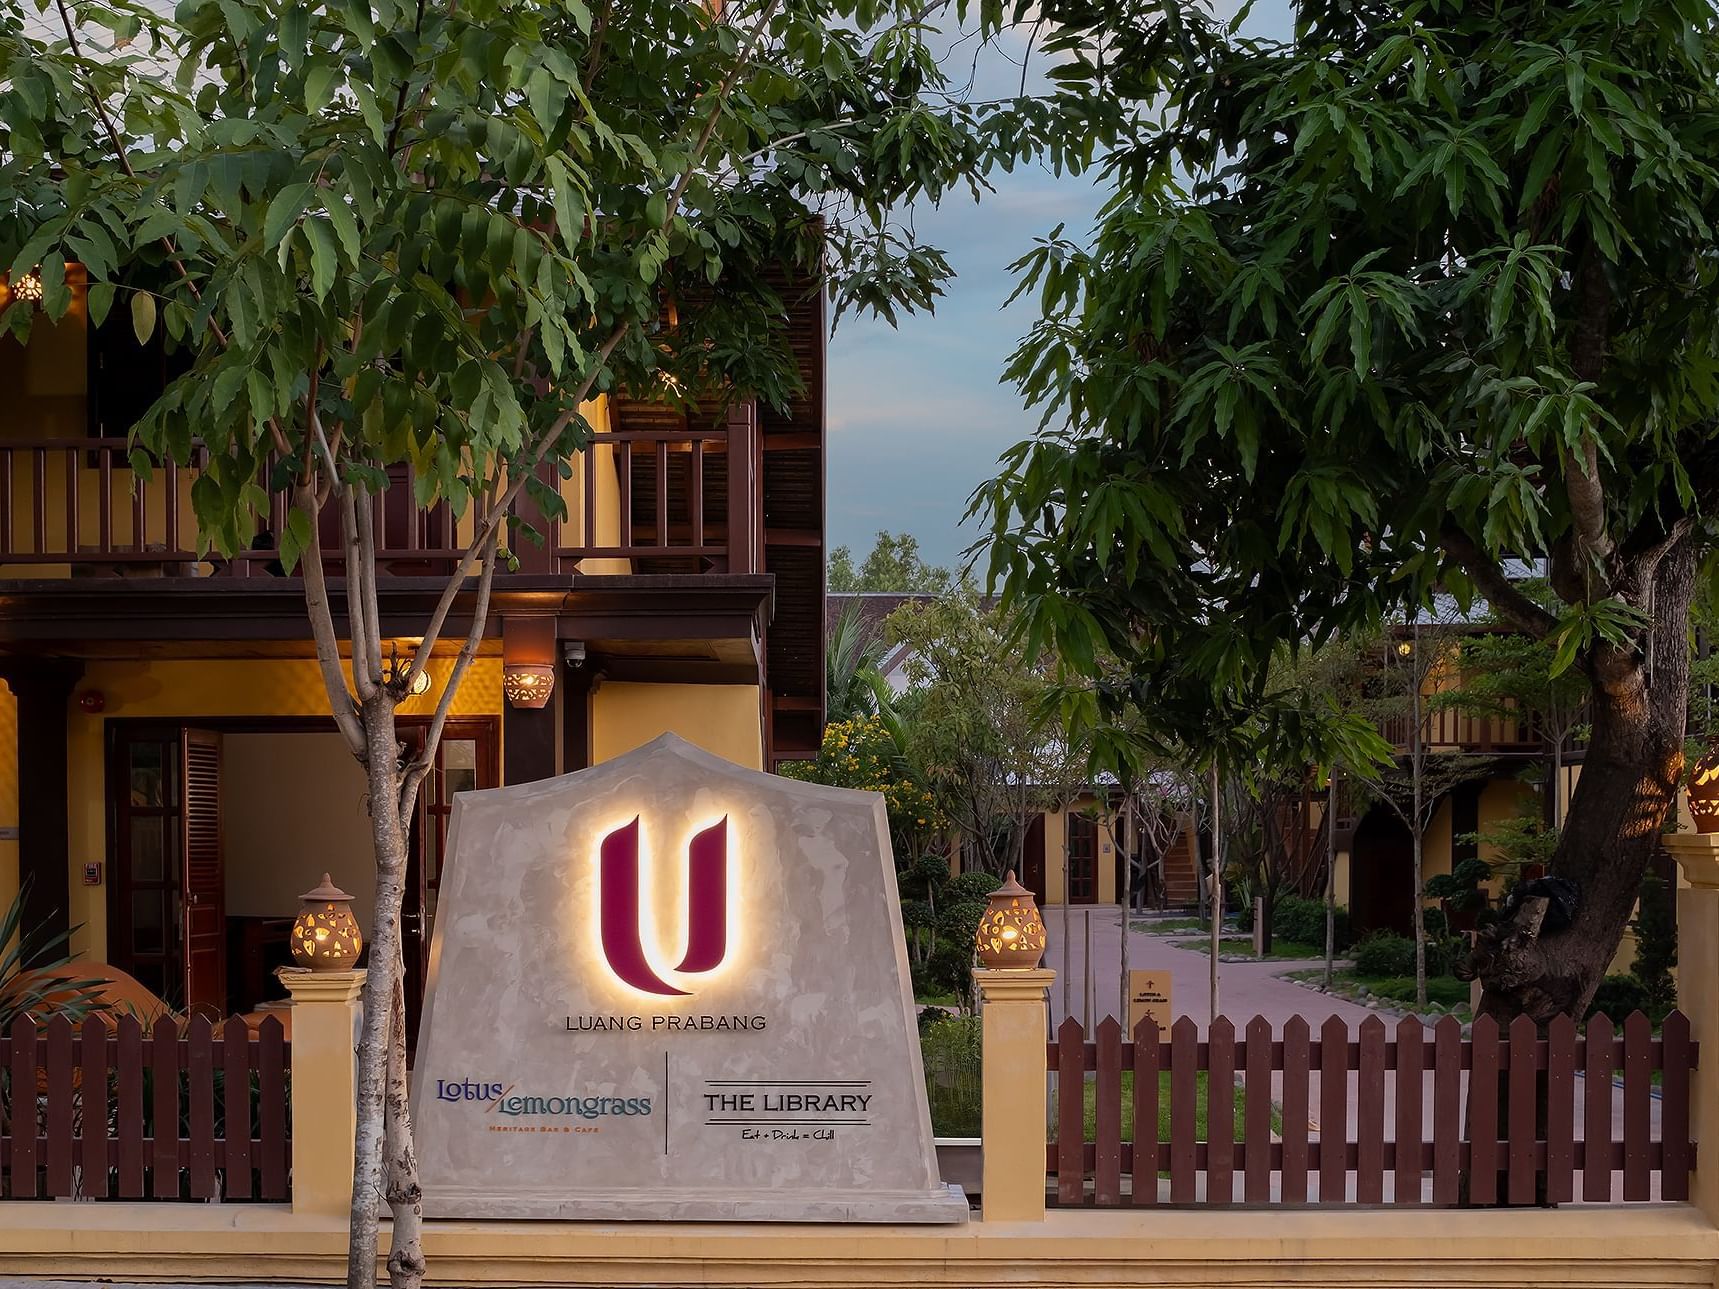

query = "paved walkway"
[{"left": 1043, "top": 904, "right": 1381, "bottom": 1032}]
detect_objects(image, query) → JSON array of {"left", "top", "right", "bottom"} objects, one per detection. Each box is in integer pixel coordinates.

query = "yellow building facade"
[{"left": 0, "top": 268, "right": 827, "bottom": 1029}]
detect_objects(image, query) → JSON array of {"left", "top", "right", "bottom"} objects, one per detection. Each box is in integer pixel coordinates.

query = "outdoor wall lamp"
[
  {"left": 503, "top": 662, "right": 556, "bottom": 708},
  {"left": 384, "top": 640, "right": 432, "bottom": 695},
  {"left": 291, "top": 874, "right": 364, "bottom": 971},
  {"left": 8, "top": 269, "right": 43, "bottom": 304},
  {"left": 974, "top": 870, "right": 1047, "bottom": 970}
]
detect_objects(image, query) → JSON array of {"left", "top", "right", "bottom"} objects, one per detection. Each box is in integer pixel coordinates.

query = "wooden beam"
[{"left": 763, "top": 528, "right": 822, "bottom": 548}]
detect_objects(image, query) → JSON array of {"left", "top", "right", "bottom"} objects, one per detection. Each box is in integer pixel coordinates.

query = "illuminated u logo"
[{"left": 597, "top": 816, "right": 729, "bottom": 996}]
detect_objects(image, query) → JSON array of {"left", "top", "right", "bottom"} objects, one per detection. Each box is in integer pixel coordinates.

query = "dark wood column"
[
  {"left": 560, "top": 660, "right": 591, "bottom": 774},
  {"left": 504, "top": 700, "right": 558, "bottom": 785},
  {"left": 0, "top": 659, "right": 83, "bottom": 955}
]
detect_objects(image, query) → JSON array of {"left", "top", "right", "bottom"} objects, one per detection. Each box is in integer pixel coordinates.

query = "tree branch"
[
  {"left": 340, "top": 482, "right": 379, "bottom": 701},
  {"left": 399, "top": 527, "right": 501, "bottom": 817},
  {"left": 354, "top": 483, "right": 384, "bottom": 693},
  {"left": 1562, "top": 246, "right": 1616, "bottom": 584},
  {"left": 294, "top": 483, "right": 367, "bottom": 757},
  {"left": 1439, "top": 525, "right": 1559, "bottom": 639}
]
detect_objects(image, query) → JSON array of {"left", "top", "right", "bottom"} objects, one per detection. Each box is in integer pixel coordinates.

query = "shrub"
[
  {"left": 900, "top": 898, "right": 934, "bottom": 931},
  {"left": 900, "top": 853, "right": 951, "bottom": 900},
  {"left": 910, "top": 961, "right": 944, "bottom": 999},
  {"left": 1425, "top": 857, "right": 1493, "bottom": 916},
  {"left": 937, "top": 899, "right": 988, "bottom": 945},
  {"left": 1352, "top": 931, "right": 1416, "bottom": 978},
  {"left": 1352, "top": 928, "right": 1465, "bottom": 978},
  {"left": 1589, "top": 974, "right": 1649, "bottom": 1025},
  {"left": 947, "top": 870, "right": 1003, "bottom": 902},
  {"left": 1272, "top": 894, "right": 1351, "bottom": 950},
  {"left": 927, "top": 941, "right": 975, "bottom": 994},
  {"left": 1420, "top": 905, "right": 1450, "bottom": 941}
]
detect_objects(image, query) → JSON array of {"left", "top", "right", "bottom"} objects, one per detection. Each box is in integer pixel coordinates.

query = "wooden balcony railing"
[
  {"left": 1381, "top": 703, "right": 1551, "bottom": 755},
  {"left": 0, "top": 419, "right": 758, "bottom": 579}
]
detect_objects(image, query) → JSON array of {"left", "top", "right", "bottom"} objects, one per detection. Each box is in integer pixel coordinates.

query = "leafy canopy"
[
  {"left": 980, "top": 0, "right": 1719, "bottom": 757},
  {"left": 1, "top": 0, "right": 1092, "bottom": 566},
  {"left": 829, "top": 529, "right": 959, "bottom": 592}
]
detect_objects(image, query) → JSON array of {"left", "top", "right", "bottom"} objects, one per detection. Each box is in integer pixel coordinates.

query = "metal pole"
[
  {"left": 1061, "top": 815, "right": 1071, "bottom": 1025},
  {"left": 1120, "top": 865, "right": 1131, "bottom": 1032},
  {"left": 1083, "top": 908, "right": 1094, "bottom": 1025}
]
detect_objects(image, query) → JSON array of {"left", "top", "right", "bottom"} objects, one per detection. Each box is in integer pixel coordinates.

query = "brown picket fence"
[
  {"left": 0, "top": 1013, "right": 289, "bottom": 1201},
  {"left": 1047, "top": 1011, "right": 1695, "bottom": 1207}
]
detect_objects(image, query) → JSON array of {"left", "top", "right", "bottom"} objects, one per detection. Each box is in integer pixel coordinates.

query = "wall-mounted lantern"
[
  {"left": 8, "top": 269, "right": 43, "bottom": 305},
  {"left": 291, "top": 874, "right": 363, "bottom": 971},
  {"left": 974, "top": 870, "right": 1047, "bottom": 970},
  {"left": 502, "top": 617, "right": 558, "bottom": 709},
  {"left": 503, "top": 662, "right": 556, "bottom": 708}
]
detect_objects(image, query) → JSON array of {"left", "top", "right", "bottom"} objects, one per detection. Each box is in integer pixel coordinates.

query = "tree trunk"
[
  {"left": 1324, "top": 774, "right": 1337, "bottom": 989},
  {"left": 1410, "top": 627, "right": 1428, "bottom": 1010},
  {"left": 385, "top": 948, "right": 425, "bottom": 1289},
  {"left": 1411, "top": 817, "right": 1427, "bottom": 1009},
  {"left": 347, "top": 696, "right": 411, "bottom": 1289},
  {"left": 1474, "top": 542, "right": 1697, "bottom": 1023}
]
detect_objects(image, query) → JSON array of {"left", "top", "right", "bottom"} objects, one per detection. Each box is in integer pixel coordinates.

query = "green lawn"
[
  {"left": 1131, "top": 917, "right": 1213, "bottom": 935},
  {"left": 914, "top": 990, "right": 958, "bottom": 1007},
  {"left": 1173, "top": 935, "right": 1325, "bottom": 960},
  {"left": 1287, "top": 966, "right": 1474, "bottom": 1018},
  {"left": 1361, "top": 974, "right": 1472, "bottom": 1008},
  {"left": 1077, "top": 1069, "right": 1279, "bottom": 1143},
  {"left": 921, "top": 1021, "right": 1282, "bottom": 1146}
]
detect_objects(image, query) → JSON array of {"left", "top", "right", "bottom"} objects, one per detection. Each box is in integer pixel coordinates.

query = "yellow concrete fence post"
[
  {"left": 1664, "top": 832, "right": 1719, "bottom": 1226},
  {"left": 972, "top": 966, "right": 1055, "bottom": 1222},
  {"left": 279, "top": 967, "right": 366, "bottom": 1219}
]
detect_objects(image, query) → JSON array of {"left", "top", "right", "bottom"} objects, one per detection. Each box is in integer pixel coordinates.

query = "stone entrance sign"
[{"left": 412, "top": 733, "right": 968, "bottom": 1222}]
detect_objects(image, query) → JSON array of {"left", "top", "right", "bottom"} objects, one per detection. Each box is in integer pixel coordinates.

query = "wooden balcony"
[
  {"left": 0, "top": 417, "right": 760, "bottom": 581},
  {"left": 1381, "top": 704, "right": 1553, "bottom": 757}
]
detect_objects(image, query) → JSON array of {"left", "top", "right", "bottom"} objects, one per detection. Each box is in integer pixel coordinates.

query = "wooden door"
[
  {"left": 109, "top": 727, "right": 185, "bottom": 1009},
  {"left": 180, "top": 728, "right": 225, "bottom": 1015},
  {"left": 1067, "top": 812, "right": 1099, "bottom": 905},
  {"left": 1022, "top": 814, "right": 1047, "bottom": 904}
]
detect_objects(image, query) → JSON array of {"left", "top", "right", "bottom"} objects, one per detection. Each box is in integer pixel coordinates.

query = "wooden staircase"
[{"left": 1161, "top": 830, "right": 1201, "bottom": 908}]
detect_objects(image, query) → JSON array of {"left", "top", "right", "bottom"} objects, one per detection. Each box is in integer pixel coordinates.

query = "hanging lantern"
[
  {"left": 291, "top": 874, "right": 363, "bottom": 971},
  {"left": 974, "top": 870, "right": 1047, "bottom": 970}
]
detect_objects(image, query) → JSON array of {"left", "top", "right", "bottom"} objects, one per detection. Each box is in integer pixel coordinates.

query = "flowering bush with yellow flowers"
[{"left": 781, "top": 713, "right": 945, "bottom": 852}]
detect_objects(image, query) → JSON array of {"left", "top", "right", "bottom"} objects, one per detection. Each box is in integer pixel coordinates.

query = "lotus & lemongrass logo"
[{"left": 597, "top": 816, "right": 730, "bottom": 996}]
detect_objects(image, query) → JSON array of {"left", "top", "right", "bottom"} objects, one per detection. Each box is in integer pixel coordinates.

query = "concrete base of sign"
[
  {"left": 422, "top": 1183, "right": 970, "bottom": 1223},
  {"left": 412, "top": 734, "right": 967, "bottom": 1225}
]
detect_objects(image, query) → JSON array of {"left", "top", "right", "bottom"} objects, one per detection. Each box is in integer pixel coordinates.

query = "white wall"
[{"left": 221, "top": 732, "right": 377, "bottom": 932}]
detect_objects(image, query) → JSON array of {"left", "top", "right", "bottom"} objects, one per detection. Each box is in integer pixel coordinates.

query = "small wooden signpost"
[{"left": 1126, "top": 970, "right": 1173, "bottom": 1033}]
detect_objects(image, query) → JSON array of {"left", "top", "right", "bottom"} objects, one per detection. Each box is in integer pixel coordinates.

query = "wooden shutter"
[{"left": 180, "top": 728, "right": 225, "bottom": 1014}]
